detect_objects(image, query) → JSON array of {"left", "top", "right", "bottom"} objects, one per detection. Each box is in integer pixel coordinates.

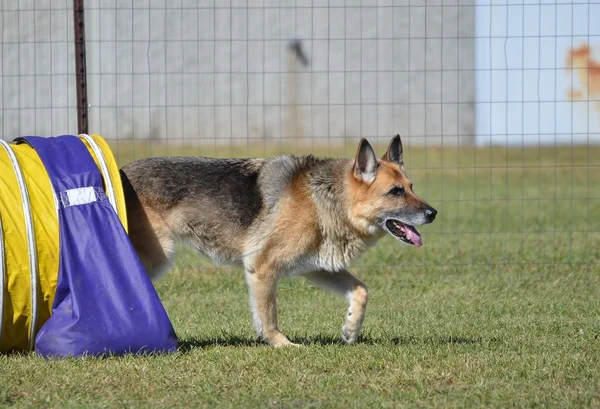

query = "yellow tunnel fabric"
[{"left": 0, "top": 134, "right": 127, "bottom": 352}]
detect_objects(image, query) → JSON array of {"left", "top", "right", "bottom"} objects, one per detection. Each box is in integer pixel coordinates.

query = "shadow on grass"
[
  {"left": 178, "top": 335, "right": 261, "bottom": 351},
  {"left": 177, "top": 334, "right": 376, "bottom": 352},
  {"left": 178, "top": 334, "right": 498, "bottom": 352}
]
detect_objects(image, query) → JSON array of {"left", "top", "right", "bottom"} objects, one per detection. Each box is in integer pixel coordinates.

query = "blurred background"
[{"left": 0, "top": 0, "right": 598, "bottom": 271}]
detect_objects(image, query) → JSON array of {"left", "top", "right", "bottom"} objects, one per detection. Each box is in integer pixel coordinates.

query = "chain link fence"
[{"left": 1, "top": 0, "right": 597, "bottom": 271}]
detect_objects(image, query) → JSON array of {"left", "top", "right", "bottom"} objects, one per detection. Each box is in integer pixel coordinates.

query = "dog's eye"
[{"left": 388, "top": 186, "right": 405, "bottom": 196}]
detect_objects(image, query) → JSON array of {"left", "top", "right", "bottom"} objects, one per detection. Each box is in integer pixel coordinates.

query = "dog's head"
[{"left": 348, "top": 135, "right": 437, "bottom": 247}]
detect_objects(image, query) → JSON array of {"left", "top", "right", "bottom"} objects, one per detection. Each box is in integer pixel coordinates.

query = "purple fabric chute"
[{"left": 18, "top": 135, "right": 177, "bottom": 358}]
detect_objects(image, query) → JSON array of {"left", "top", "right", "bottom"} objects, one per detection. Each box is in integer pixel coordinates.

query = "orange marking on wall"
[{"left": 566, "top": 44, "right": 600, "bottom": 111}]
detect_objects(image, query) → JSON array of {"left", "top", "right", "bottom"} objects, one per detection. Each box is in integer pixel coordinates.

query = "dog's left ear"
[
  {"left": 353, "top": 138, "right": 378, "bottom": 184},
  {"left": 382, "top": 134, "right": 404, "bottom": 169}
]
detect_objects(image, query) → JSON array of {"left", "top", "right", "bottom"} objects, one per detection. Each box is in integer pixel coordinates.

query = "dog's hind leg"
[
  {"left": 303, "top": 269, "right": 368, "bottom": 344},
  {"left": 121, "top": 170, "right": 175, "bottom": 280},
  {"left": 127, "top": 207, "right": 175, "bottom": 280}
]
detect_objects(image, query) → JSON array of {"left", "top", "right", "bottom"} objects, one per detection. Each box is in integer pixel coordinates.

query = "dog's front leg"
[
  {"left": 244, "top": 265, "right": 299, "bottom": 347},
  {"left": 303, "top": 269, "right": 368, "bottom": 344}
]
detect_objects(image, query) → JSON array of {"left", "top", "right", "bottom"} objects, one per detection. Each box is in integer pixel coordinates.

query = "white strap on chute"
[
  {"left": 78, "top": 134, "right": 120, "bottom": 217},
  {"left": 60, "top": 187, "right": 103, "bottom": 207},
  {"left": 0, "top": 140, "right": 38, "bottom": 350}
]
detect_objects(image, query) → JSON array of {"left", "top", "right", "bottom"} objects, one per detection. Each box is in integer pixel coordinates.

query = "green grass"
[{"left": 1, "top": 143, "right": 599, "bottom": 408}]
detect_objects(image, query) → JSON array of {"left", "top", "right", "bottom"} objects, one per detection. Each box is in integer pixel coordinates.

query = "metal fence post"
[{"left": 73, "top": 0, "right": 88, "bottom": 135}]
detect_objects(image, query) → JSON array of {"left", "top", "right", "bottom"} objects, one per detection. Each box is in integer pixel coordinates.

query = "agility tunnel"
[{"left": 0, "top": 134, "right": 177, "bottom": 357}]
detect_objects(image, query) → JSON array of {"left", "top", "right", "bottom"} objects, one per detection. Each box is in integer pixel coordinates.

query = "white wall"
[
  {"left": 1, "top": 0, "right": 476, "bottom": 147},
  {"left": 475, "top": 1, "right": 600, "bottom": 145},
  {"left": 0, "top": 0, "right": 77, "bottom": 139}
]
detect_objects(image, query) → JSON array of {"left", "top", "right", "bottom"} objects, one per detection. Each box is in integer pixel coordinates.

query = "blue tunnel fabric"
[{"left": 18, "top": 135, "right": 177, "bottom": 358}]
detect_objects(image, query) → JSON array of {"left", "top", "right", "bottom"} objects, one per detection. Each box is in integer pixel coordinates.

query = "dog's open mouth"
[{"left": 384, "top": 219, "right": 423, "bottom": 247}]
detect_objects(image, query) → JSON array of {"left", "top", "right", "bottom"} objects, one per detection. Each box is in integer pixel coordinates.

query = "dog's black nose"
[{"left": 424, "top": 207, "right": 437, "bottom": 222}]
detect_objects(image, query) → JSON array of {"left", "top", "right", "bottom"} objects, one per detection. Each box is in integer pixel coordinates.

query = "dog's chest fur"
[
  {"left": 246, "top": 156, "right": 381, "bottom": 275},
  {"left": 259, "top": 227, "right": 379, "bottom": 277}
]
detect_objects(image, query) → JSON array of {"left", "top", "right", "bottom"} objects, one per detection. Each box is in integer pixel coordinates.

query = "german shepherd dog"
[{"left": 120, "top": 135, "right": 437, "bottom": 347}]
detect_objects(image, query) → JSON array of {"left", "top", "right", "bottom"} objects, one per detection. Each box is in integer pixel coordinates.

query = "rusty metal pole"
[{"left": 73, "top": 0, "right": 88, "bottom": 135}]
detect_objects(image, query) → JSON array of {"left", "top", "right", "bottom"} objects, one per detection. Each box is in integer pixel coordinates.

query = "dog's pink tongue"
[{"left": 402, "top": 225, "right": 422, "bottom": 247}]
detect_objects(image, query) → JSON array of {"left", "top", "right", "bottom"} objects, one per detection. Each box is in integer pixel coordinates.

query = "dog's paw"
[
  {"left": 341, "top": 325, "right": 359, "bottom": 344},
  {"left": 264, "top": 331, "right": 302, "bottom": 348},
  {"left": 274, "top": 341, "right": 303, "bottom": 348}
]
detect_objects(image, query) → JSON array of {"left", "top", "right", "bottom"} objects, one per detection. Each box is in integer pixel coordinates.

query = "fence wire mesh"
[{"left": 0, "top": 0, "right": 598, "bottom": 272}]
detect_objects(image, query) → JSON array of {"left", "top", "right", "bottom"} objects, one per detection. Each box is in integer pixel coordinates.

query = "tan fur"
[
  {"left": 251, "top": 177, "right": 321, "bottom": 272},
  {"left": 123, "top": 189, "right": 173, "bottom": 279}
]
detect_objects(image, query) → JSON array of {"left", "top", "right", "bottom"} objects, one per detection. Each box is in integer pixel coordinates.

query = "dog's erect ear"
[
  {"left": 382, "top": 134, "right": 404, "bottom": 169},
  {"left": 353, "top": 138, "right": 378, "bottom": 184}
]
